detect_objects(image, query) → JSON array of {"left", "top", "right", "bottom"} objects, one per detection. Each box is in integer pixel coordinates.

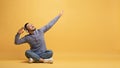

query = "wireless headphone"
[{"left": 24, "top": 23, "right": 29, "bottom": 32}]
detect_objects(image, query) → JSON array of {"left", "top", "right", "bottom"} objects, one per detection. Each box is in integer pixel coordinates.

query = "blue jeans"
[{"left": 25, "top": 50, "right": 53, "bottom": 62}]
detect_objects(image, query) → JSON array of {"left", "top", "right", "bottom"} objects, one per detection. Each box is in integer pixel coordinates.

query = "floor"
[{"left": 0, "top": 53, "right": 120, "bottom": 68}]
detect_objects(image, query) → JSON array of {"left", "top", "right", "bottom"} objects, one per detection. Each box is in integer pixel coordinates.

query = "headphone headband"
[
  {"left": 24, "top": 23, "right": 29, "bottom": 32},
  {"left": 24, "top": 23, "right": 36, "bottom": 32}
]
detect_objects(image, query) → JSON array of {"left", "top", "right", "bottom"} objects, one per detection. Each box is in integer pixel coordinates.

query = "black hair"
[{"left": 24, "top": 23, "right": 29, "bottom": 30}]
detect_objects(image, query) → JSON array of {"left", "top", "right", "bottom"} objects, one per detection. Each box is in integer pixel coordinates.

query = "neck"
[{"left": 29, "top": 31, "right": 34, "bottom": 34}]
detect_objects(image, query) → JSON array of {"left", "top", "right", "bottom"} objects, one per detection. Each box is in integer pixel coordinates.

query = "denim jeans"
[{"left": 25, "top": 50, "right": 53, "bottom": 62}]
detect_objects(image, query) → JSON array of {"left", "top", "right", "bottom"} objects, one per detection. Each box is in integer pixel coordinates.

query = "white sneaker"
[
  {"left": 28, "top": 58, "right": 34, "bottom": 63},
  {"left": 43, "top": 58, "right": 53, "bottom": 64}
]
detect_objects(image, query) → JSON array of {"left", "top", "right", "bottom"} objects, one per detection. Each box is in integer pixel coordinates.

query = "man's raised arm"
[
  {"left": 15, "top": 27, "right": 27, "bottom": 45},
  {"left": 40, "top": 11, "right": 63, "bottom": 33}
]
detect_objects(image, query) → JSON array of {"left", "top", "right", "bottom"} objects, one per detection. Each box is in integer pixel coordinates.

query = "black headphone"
[{"left": 24, "top": 23, "right": 29, "bottom": 32}]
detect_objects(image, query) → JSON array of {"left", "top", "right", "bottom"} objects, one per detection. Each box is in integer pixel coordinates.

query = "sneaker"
[
  {"left": 28, "top": 58, "right": 34, "bottom": 63},
  {"left": 43, "top": 58, "right": 53, "bottom": 64}
]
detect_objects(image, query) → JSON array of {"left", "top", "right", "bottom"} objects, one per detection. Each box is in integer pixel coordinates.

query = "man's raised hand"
[{"left": 18, "top": 27, "right": 24, "bottom": 34}]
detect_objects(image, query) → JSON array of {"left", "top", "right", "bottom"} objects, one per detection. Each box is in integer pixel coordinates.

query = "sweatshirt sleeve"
[
  {"left": 40, "top": 15, "right": 61, "bottom": 33},
  {"left": 14, "top": 33, "right": 27, "bottom": 45}
]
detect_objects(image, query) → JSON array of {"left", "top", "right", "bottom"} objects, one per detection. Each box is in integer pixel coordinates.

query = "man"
[{"left": 15, "top": 11, "right": 63, "bottom": 63}]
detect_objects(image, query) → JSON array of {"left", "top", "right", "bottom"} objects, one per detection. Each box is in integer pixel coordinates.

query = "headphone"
[{"left": 24, "top": 23, "right": 29, "bottom": 32}]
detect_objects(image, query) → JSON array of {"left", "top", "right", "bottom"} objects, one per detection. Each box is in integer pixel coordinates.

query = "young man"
[{"left": 15, "top": 11, "right": 63, "bottom": 63}]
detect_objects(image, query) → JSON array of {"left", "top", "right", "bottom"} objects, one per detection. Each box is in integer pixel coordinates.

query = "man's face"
[{"left": 26, "top": 23, "right": 36, "bottom": 31}]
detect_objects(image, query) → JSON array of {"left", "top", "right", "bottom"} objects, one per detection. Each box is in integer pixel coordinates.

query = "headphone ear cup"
[{"left": 24, "top": 27, "right": 28, "bottom": 32}]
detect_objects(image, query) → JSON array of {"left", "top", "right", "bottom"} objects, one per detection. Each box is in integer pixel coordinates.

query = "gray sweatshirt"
[{"left": 15, "top": 15, "right": 61, "bottom": 54}]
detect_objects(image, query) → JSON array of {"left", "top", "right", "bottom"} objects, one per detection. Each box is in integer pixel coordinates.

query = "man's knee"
[
  {"left": 25, "top": 50, "right": 32, "bottom": 56},
  {"left": 46, "top": 50, "right": 53, "bottom": 57}
]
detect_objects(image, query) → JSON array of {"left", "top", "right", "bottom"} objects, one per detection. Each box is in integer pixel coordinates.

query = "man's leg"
[
  {"left": 40, "top": 50, "right": 53, "bottom": 59},
  {"left": 39, "top": 50, "right": 53, "bottom": 64},
  {"left": 25, "top": 50, "right": 42, "bottom": 62}
]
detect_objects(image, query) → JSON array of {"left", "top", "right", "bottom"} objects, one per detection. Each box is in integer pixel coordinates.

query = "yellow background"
[{"left": 0, "top": 0, "right": 120, "bottom": 61}]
